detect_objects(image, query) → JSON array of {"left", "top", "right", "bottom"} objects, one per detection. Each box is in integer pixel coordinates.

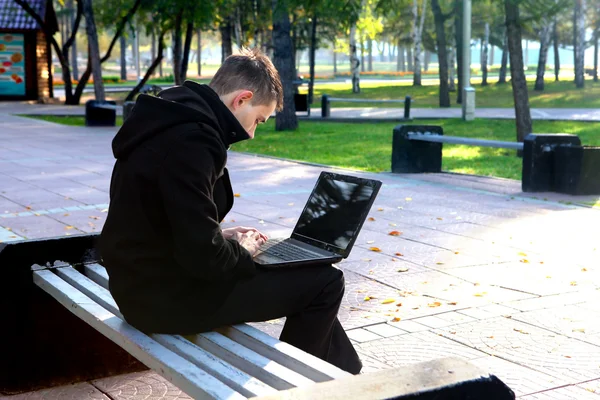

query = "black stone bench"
[
  {"left": 321, "top": 94, "right": 412, "bottom": 119},
  {"left": 1, "top": 234, "right": 516, "bottom": 399},
  {"left": 391, "top": 125, "right": 600, "bottom": 195}
]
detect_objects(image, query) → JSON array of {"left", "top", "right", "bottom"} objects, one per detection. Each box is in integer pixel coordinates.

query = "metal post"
[
  {"left": 462, "top": 0, "right": 475, "bottom": 121},
  {"left": 404, "top": 96, "right": 411, "bottom": 120},
  {"left": 321, "top": 95, "right": 330, "bottom": 118}
]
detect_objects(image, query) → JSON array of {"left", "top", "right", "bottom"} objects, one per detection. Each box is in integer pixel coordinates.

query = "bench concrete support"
[{"left": 392, "top": 125, "right": 444, "bottom": 173}]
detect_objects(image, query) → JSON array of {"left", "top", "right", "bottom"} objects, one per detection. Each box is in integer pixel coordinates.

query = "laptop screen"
[{"left": 293, "top": 174, "right": 377, "bottom": 254}]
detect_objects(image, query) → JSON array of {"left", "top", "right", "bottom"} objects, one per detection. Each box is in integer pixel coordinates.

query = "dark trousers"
[{"left": 200, "top": 264, "right": 362, "bottom": 375}]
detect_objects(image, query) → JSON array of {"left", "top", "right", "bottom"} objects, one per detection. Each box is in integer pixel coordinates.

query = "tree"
[
  {"left": 431, "top": 0, "right": 451, "bottom": 106},
  {"left": 534, "top": 19, "right": 553, "bottom": 90},
  {"left": 505, "top": 0, "right": 532, "bottom": 143},
  {"left": 553, "top": 16, "right": 560, "bottom": 80},
  {"left": 81, "top": 0, "right": 105, "bottom": 101},
  {"left": 14, "top": 0, "right": 82, "bottom": 104},
  {"left": 350, "top": 25, "right": 361, "bottom": 92},
  {"left": 272, "top": 0, "right": 297, "bottom": 130},
  {"left": 411, "top": 0, "right": 427, "bottom": 85},
  {"left": 481, "top": 23, "right": 489, "bottom": 86},
  {"left": 573, "top": 0, "right": 586, "bottom": 88}
]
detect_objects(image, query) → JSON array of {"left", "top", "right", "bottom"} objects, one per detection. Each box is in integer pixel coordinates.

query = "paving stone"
[
  {"left": 505, "top": 291, "right": 591, "bottom": 312},
  {"left": 0, "top": 382, "right": 109, "bottom": 400},
  {"left": 0, "top": 215, "right": 81, "bottom": 239},
  {"left": 91, "top": 370, "right": 192, "bottom": 399},
  {"left": 363, "top": 323, "right": 407, "bottom": 337},
  {"left": 457, "top": 304, "right": 518, "bottom": 320},
  {"left": 386, "top": 319, "right": 429, "bottom": 333},
  {"left": 355, "top": 350, "right": 394, "bottom": 373},
  {"left": 469, "top": 356, "right": 568, "bottom": 397},
  {"left": 520, "top": 385, "right": 600, "bottom": 399},
  {"left": 346, "top": 328, "right": 383, "bottom": 342},
  {"left": 355, "top": 331, "right": 487, "bottom": 367},
  {"left": 577, "top": 379, "right": 600, "bottom": 396},
  {"left": 434, "top": 317, "right": 600, "bottom": 383}
]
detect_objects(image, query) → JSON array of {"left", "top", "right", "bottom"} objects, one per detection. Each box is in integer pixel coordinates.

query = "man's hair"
[{"left": 209, "top": 48, "right": 283, "bottom": 111}]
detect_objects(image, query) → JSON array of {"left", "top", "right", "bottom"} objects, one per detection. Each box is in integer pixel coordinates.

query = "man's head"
[{"left": 209, "top": 48, "right": 283, "bottom": 138}]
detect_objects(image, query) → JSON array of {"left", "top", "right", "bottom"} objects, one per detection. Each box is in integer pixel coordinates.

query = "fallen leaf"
[
  {"left": 381, "top": 298, "right": 395, "bottom": 304},
  {"left": 366, "top": 240, "right": 375, "bottom": 244},
  {"left": 361, "top": 258, "right": 372, "bottom": 262},
  {"left": 582, "top": 268, "right": 588, "bottom": 272},
  {"left": 391, "top": 317, "right": 401, "bottom": 322},
  {"left": 474, "top": 292, "right": 487, "bottom": 297},
  {"left": 428, "top": 302, "right": 442, "bottom": 308},
  {"left": 357, "top": 289, "right": 367, "bottom": 293},
  {"left": 388, "top": 230, "right": 402, "bottom": 236},
  {"left": 454, "top": 252, "right": 460, "bottom": 254},
  {"left": 377, "top": 208, "right": 384, "bottom": 211},
  {"left": 89, "top": 216, "right": 100, "bottom": 220},
  {"left": 450, "top": 331, "right": 457, "bottom": 334},
  {"left": 395, "top": 252, "right": 404, "bottom": 256},
  {"left": 436, "top": 217, "right": 443, "bottom": 220},
  {"left": 570, "top": 281, "right": 578, "bottom": 286},
  {"left": 396, "top": 303, "right": 403, "bottom": 307},
  {"left": 474, "top": 282, "right": 480, "bottom": 286},
  {"left": 572, "top": 328, "right": 585, "bottom": 333},
  {"left": 546, "top": 276, "right": 552, "bottom": 279},
  {"left": 487, "top": 336, "right": 494, "bottom": 339},
  {"left": 34, "top": 213, "right": 40, "bottom": 216},
  {"left": 231, "top": 219, "right": 236, "bottom": 222},
  {"left": 64, "top": 226, "right": 74, "bottom": 230},
  {"left": 234, "top": 193, "right": 241, "bottom": 197},
  {"left": 397, "top": 267, "right": 409, "bottom": 272},
  {"left": 25, "top": 206, "right": 31, "bottom": 210},
  {"left": 389, "top": 223, "right": 397, "bottom": 227},
  {"left": 436, "top": 262, "right": 444, "bottom": 265},
  {"left": 391, "top": 258, "right": 397, "bottom": 262},
  {"left": 364, "top": 296, "right": 371, "bottom": 301},
  {"left": 101, "top": 208, "right": 108, "bottom": 212},
  {"left": 513, "top": 328, "right": 529, "bottom": 334},
  {"left": 63, "top": 213, "right": 70, "bottom": 217},
  {"left": 520, "top": 259, "right": 530, "bottom": 263},
  {"left": 367, "top": 217, "right": 375, "bottom": 221},
  {"left": 369, "top": 247, "right": 381, "bottom": 252},
  {"left": 564, "top": 355, "right": 572, "bottom": 359},
  {"left": 448, "top": 302, "right": 458, "bottom": 305},
  {"left": 518, "top": 252, "right": 528, "bottom": 257},
  {"left": 405, "top": 197, "right": 412, "bottom": 201}
]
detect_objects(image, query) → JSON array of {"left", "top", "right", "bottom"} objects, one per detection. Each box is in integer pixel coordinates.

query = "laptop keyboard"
[{"left": 261, "top": 239, "right": 323, "bottom": 261}]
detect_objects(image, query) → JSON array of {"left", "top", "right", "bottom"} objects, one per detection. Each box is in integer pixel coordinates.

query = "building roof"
[{"left": 0, "top": 0, "right": 58, "bottom": 32}]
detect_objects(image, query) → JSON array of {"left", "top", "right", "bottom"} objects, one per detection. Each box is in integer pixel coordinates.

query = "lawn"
[
  {"left": 305, "top": 78, "right": 600, "bottom": 109},
  {"left": 23, "top": 115, "right": 599, "bottom": 181}
]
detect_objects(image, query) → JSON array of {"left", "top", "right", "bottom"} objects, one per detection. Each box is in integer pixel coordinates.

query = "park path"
[{"left": 1, "top": 106, "right": 600, "bottom": 399}]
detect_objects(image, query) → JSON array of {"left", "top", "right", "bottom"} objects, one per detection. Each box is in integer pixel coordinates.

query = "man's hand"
[
  {"left": 222, "top": 226, "right": 268, "bottom": 241},
  {"left": 229, "top": 230, "right": 266, "bottom": 256}
]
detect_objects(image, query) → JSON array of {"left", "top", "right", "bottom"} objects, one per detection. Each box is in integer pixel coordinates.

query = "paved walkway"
[
  {"left": 2, "top": 110, "right": 600, "bottom": 399},
  {"left": 3, "top": 101, "right": 600, "bottom": 122}
]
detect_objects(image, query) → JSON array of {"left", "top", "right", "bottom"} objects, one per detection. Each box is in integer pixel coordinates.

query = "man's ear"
[{"left": 232, "top": 90, "right": 254, "bottom": 110}]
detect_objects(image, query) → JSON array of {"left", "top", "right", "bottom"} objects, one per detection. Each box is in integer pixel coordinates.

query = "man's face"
[
  {"left": 232, "top": 101, "right": 276, "bottom": 138},
  {"left": 225, "top": 90, "right": 276, "bottom": 138}
]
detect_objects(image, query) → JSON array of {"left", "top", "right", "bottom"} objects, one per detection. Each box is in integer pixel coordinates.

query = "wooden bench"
[
  {"left": 321, "top": 94, "right": 412, "bottom": 119},
  {"left": 26, "top": 247, "right": 515, "bottom": 399}
]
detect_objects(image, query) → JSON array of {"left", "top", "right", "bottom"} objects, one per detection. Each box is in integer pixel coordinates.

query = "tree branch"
[
  {"left": 101, "top": 0, "right": 142, "bottom": 63},
  {"left": 62, "top": 0, "right": 82, "bottom": 56}
]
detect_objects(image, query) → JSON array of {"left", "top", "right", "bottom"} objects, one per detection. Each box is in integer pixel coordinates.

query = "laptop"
[{"left": 253, "top": 171, "right": 382, "bottom": 268}]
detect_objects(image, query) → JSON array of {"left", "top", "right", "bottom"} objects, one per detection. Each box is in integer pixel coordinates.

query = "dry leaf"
[
  {"left": 582, "top": 268, "right": 588, "bottom": 272},
  {"left": 428, "top": 302, "right": 442, "bottom": 308},
  {"left": 391, "top": 258, "right": 397, "bottom": 262},
  {"left": 520, "top": 259, "right": 530, "bottom": 263},
  {"left": 388, "top": 230, "right": 402, "bottom": 236},
  {"left": 513, "top": 328, "right": 529, "bottom": 334},
  {"left": 367, "top": 217, "right": 376, "bottom": 221},
  {"left": 436, "top": 262, "right": 444, "bottom": 265},
  {"left": 361, "top": 258, "right": 372, "bottom": 262},
  {"left": 381, "top": 298, "right": 395, "bottom": 304},
  {"left": 369, "top": 247, "right": 381, "bottom": 252},
  {"left": 357, "top": 289, "right": 367, "bottom": 293},
  {"left": 363, "top": 296, "right": 371, "bottom": 301},
  {"left": 234, "top": 193, "right": 241, "bottom": 197},
  {"left": 487, "top": 336, "right": 495, "bottom": 339},
  {"left": 564, "top": 355, "right": 572, "bottom": 358},
  {"left": 570, "top": 281, "right": 578, "bottom": 286},
  {"left": 405, "top": 197, "right": 412, "bottom": 201},
  {"left": 454, "top": 252, "right": 460, "bottom": 255},
  {"left": 64, "top": 226, "right": 74, "bottom": 230},
  {"left": 518, "top": 252, "right": 527, "bottom": 257},
  {"left": 391, "top": 317, "right": 401, "bottom": 322},
  {"left": 448, "top": 302, "right": 458, "bottom": 305},
  {"left": 397, "top": 267, "right": 409, "bottom": 272},
  {"left": 396, "top": 303, "right": 403, "bottom": 307},
  {"left": 377, "top": 208, "right": 384, "bottom": 211},
  {"left": 436, "top": 217, "right": 443, "bottom": 220},
  {"left": 395, "top": 252, "right": 403, "bottom": 256},
  {"left": 389, "top": 223, "right": 397, "bottom": 226},
  {"left": 572, "top": 328, "right": 585, "bottom": 333},
  {"left": 63, "top": 213, "right": 70, "bottom": 217},
  {"left": 89, "top": 216, "right": 100, "bottom": 220},
  {"left": 25, "top": 206, "right": 31, "bottom": 210},
  {"left": 474, "top": 292, "right": 487, "bottom": 297}
]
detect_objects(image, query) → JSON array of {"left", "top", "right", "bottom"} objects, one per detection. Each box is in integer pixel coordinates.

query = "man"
[{"left": 100, "top": 49, "right": 362, "bottom": 374}]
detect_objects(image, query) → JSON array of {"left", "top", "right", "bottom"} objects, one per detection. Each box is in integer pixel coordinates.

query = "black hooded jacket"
[{"left": 100, "top": 81, "right": 254, "bottom": 334}]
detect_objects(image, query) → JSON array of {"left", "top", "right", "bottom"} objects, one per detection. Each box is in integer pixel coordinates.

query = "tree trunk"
[
  {"left": 379, "top": 41, "right": 385, "bottom": 62},
  {"left": 431, "top": 0, "right": 450, "bottom": 106},
  {"left": 505, "top": 0, "right": 532, "bottom": 143},
  {"left": 350, "top": 25, "right": 360, "bottom": 93},
  {"left": 481, "top": 23, "right": 489, "bottom": 86},
  {"left": 360, "top": 40, "right": 366, "bottom": 72},
  {"left": 308, "top": 14, "right": 317, "bottom": 104},
  {"left": 181, "top": 22, "right": 194, "bottom": 81},
  {"left": 524, "top": 39, "right": 529, "bottom": 67},
  {"left": 397, "top": 41, "right": 405, "bottom": 71},
  {"left": 412, "top": 0, "right": 427, "bottom": 86},
  {"left": 490, "top": 42, "right": 495, "bottom": 66},
  {"left": 234, "top": 7, "right": 243, "bottom": 48},
  {"left": 197, "top": 29, "right": 202, "bottom": 76},
  {"left": 272, "top": 0, "right": 297, "bottom": 130},
  {"left": 333, "top": 49, "right": 337, "bottom": 74},
  {"left": 424, "top": 50, "right": 430, "bottom": 71},
  {"left": 120, "top": 35, "right": 127, "bottom": 80},
  {"left": 368, "top": 38, "right": 373, "bottom": 71},
  {"left": 81, "top": 0, "right": 105, "bottom": 101},
  {"left": 594, "top": 30, "right": 599, "bottom": 82},
  {"left": 220, "top": 20, "right": 233, "bottom": 63},
  {"left": 172, "top": 10, "right": 183, "bottom": 85},
  {"left": 151, "top": 29, "right": 156, "bottom": 73},
  {"left": 449, "top": 45, "right": 456, "bottom": 91},
  {"left": 67, "top": 0, "right": 79, "bottom": 81},
  {"left": 126, "top": 32, "right": 166, "bottom": 102},
  {"left": 498, "top": 30, "right": 508, "bottom": 84},
  {"left": 454, "top": 0, "right": 463, "bottom": 103},
  {"left": 407, "top": 46, "right": 414, "bottom": 71},
  {"left": 573, "top": 0, "right": 586, "bottom": 88},
  {"left": 534, "top": 22, "right": 552, "bottom": 91},
  {"left": 553, "top": 18, "right": 560, "bottom": 81}
]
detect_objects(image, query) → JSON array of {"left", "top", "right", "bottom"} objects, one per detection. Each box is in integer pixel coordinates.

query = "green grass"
[
  {"left": 306, "top": 78, "right": 600, "bottom": 109},
  {"left": 22, "top": 114, "right": 600, "bottom": 181},
  {"left": 22, "top": 115, "right": 124, "bottom": 126}
]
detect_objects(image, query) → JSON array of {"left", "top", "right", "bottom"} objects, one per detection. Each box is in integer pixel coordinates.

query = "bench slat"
[
  {"left": 84, "top": 263, "right": 109, "bottom": 289},
  {"left": 189, "top": 332, "right": 315, "bottom": 391},
  {"left": 33, "top": 269, "right": 245, "bottom": 400},
  {"left": 218, "top": 325, "right": 351, "bottom": 382},
  {"left": 58, "top": 266, "right": 278, "bottom": 398}
]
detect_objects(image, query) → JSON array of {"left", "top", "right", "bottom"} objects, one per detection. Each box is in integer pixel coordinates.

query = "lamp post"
[{"left": 462, "top": 0, "right": 475, "bottom": 120}]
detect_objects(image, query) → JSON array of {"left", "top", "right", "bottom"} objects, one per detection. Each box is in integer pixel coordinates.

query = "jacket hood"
[{"left": 112, "top": 81, "right": 250, "bottom": 159}]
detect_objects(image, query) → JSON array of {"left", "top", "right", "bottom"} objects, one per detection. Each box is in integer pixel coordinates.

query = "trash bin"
[
  {"left": 85, "top": 100, "right": 117, "bottom": 127},
  {"left": 554, "top": 145, "right": 600, "bottom": 195}
]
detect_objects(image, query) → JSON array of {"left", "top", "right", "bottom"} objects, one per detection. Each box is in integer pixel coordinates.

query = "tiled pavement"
[{"left": 2, "top": 109, "right": 600, "bottom": 399}]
